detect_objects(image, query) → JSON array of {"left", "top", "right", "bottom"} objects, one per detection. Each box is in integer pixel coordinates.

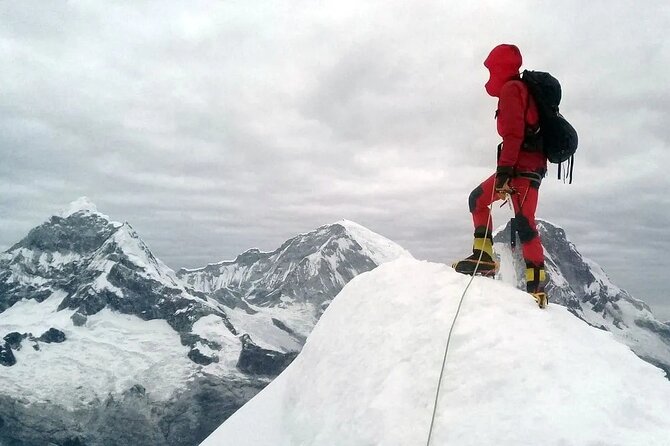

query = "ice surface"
[
  {"left": 0, "top": 292, "right": 197, "bottom": 409},
  {"left": 202, "top": 258, "right": 670, "bottom": 446}
]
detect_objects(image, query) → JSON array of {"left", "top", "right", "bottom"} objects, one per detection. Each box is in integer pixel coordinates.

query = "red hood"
[{"left": 484, "top": 44, "right": 522, "bottom": 97}]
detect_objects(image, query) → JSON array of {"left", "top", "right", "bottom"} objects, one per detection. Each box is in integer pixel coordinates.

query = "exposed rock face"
[
  {"left": 3, "top": 332, "right": 27, "bottom": 350},
  {"left": 71, "top": 312, "right": 88, "bottom": 326},
  {"left": 0, "top": 342, "right": 16, "bottom": 367},
  {"left": 236, "top": 334, "right": 299, "bottom": 376},
  {"left": 0, "top": 375, "right": 265, "bottom": 446},
  {"left": 38, "top": 327, "right": 66, "bottom": 343},
  {"left": 158, "top": 374, "right": 267, "bottom": 446},
  {"left": 187, "top": 348, "right": 218, "bottom": 366},
  {"left": 495, "top": 219, "right": 670, "bottom": 377},
  {"left": 0, "top": 212, "right": 118, "bottom": 312}
]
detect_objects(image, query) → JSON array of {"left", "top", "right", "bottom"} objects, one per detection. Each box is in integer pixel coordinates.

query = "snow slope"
[
  {"left": 202, "top": 258, "right": 670, "bottom": 446},
  {"left": 0, "top": 291, "right": 196, "bottom": 408}
]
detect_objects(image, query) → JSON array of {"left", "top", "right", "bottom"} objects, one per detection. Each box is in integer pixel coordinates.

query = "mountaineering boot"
[
  {"left": 452, "top": 235, "right": 498, "bottom": 277},
  {"left": 526, "top": 262, "right": 548, "bottom": 308}
]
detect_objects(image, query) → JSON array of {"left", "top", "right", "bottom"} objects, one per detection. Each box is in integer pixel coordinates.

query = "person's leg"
[
  {"left": 510, "top": 178, "right": 543, "bottom": 265},
  {"left": 470, "top": 174, "right": 497, "bottom": 239},
  {"left": 453, "top": 175, "right": 499, "bottom": 276},
  {"left": 510, "top": 176, "right": 547, "bottom": 307}
]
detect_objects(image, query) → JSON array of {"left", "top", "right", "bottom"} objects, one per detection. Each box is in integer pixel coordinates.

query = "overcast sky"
[{"left": 1, "top": 0, "right": 669, "bottom": 318}]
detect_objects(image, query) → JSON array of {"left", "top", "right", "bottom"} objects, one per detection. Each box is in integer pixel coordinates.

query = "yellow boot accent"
[
  {"left": 526, "top": 266, "right": 547, "bottom": 308},
  {"left": 525, "top": 267, "right": 546, "bottom": 283},
  {"left": 473, "top": 237, "right": 494, "bottom": 259}
]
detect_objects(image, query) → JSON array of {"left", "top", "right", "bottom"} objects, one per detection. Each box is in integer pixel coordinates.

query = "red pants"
[{"left": 468, "top": 174, "right": 544, "bottom": 266}]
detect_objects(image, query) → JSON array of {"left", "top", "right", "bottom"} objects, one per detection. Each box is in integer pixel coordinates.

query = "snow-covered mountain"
[
  {"left": 0, "top": 199, "right": 409, "bottom": 446},
  {"left": 178, "top": 219, "right": 413, "bottom": 348},
  {"left": 494, "top": 219, "right": 670, "bottom": 377},
  {"left": 0, "top": 199, "right": 252, "bottom": 446},
  {"left": 0, "top": 197, "right": 232, "bottom": 364},
  {"left": 3, "top": 200, "right": 668, "bottom": 446},
  {"left": 201, "top": 258, "right": 670, "bottom": 446}
]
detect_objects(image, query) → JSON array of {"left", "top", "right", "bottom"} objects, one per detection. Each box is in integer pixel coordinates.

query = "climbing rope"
[{"left": 425, "top": 186, "right": 498, "bottom": 446}]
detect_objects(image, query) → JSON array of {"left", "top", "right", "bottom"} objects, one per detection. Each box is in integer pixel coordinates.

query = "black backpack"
[{"left": 521, "top": 70, "right": 578, "bottom": 182}]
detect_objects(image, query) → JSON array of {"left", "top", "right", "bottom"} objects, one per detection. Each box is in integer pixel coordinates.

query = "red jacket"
[{"left": 484, "top": 45, "right": 546, "bottom": 173}]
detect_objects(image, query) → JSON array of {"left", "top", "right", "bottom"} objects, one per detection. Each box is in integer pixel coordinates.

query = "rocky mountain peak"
[
  {"left": 178, "top": 220, "right": 412, "bottom": 309},
  {"left": 7, "top": 212, "right": 120, "bottom": 258},
  {"left": 232, "top": 248, "right": 272, "bottom": 266},
  {"left": 496, "top": 219, "right": 638, "bottom": 307},
  {"left": 0, "top": 200, "right": 227, "bottom": 340},
  {"left": 494, "top": 218, "right": 669, "bottom": 377}
]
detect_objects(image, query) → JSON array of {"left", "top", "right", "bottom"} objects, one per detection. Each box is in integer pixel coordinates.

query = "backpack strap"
[
  {"left": 521, "top": 83, "right": 541, "bottom": 152},
  {"left": 568, "top": 155, "right": 574, "bottom": 184},
  {"left": 557, "top": 155, "right": 575, "bottom": 184}
]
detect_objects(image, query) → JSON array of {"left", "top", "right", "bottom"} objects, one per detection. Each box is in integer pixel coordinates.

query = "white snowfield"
[
  {"left": 202, "top": 258, "right": 670, "bottom": 446},
  {"left": 0, "top": 292, "right": 197, "bottom": 409}
]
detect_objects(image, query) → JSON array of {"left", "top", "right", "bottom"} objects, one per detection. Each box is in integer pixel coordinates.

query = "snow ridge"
[
  {"left": 202, "top": 259, "right": 670, "bottom": 446},
  {"left": 336, "top": 219, "right": 412, "bottom": 264}
]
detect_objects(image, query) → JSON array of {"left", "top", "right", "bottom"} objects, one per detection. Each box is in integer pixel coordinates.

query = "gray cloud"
[{"left": 1, "top": 0, "right": 669, "bottom": 318}]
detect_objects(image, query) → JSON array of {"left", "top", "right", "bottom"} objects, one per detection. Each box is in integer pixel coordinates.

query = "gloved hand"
[{"left": 495, "top": 166, "right": 515, "bottom": 199}]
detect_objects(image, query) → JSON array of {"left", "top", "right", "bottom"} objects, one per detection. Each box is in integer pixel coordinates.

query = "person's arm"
[
  {"left": 497, "top": 81, "right": 526, "bottom": 169},
  {"left": 495, "top": 81, "right": 526, "bottom": 195}
]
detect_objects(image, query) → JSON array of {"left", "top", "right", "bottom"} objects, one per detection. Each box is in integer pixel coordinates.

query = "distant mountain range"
[
  {"left": 1, "top": 198, "right": 668, "bottom": 445},
  {"left": 0, "top": 198, "right": 410, "bottom": 446},
  {"left": 177, "top": 217, "right": 412, "bottom": 349}
]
